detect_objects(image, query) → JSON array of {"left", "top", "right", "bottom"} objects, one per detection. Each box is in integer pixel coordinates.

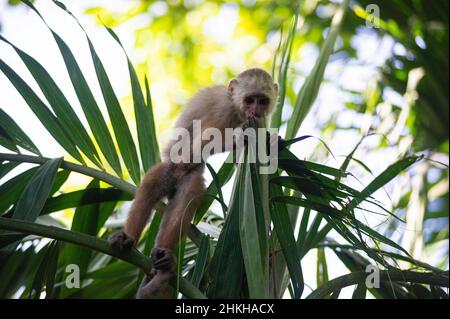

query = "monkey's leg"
[
  {"left": 109, "top": 162, "right": 174, "bottom": 250},
  {"left": 154, "top": 167, "right": 205, "bottom": 262},
  {"left": 137, "top": 169, "right": 205, "bottom": 298}
]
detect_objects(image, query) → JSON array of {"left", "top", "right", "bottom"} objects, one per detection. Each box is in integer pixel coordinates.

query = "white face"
[
  {"left": 229, "top": 76, "right": 277, "bottom": 120},
  {"left": 242, "top": 93, "right": 271, "bottom": 119}
]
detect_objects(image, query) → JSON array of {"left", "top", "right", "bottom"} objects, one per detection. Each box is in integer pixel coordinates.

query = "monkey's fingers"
[
  {"left": 108, "top": 231, "right": 136, "bottom": 251},
  {"left": 277, "top": 135, "right": 287, "bottom": 150},
  {"left": 264, "top": 132, "right": 285, "bottom": 151},
  {"left": 151, "top": 248, "right": 174, "bottom": 271},
  {"left": 153, "top": 257, "right": 172, "bottom": 271},
  {"left": 242, "top": 118, "right": 257, "bottom": 131}
]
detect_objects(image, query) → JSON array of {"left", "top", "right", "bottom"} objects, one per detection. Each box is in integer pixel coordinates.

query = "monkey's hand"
[
  {"left": 108, "top": 231, "right": 136, "bottom": 251},
  {"left": 151, "top": 247, "right": 175, "bottom": 272},
  {"left": 266, "top": 132, "right": 286, "bottom": 151},
  {"left": 242, "top": 118, "right": 257, "bottom": 131}
]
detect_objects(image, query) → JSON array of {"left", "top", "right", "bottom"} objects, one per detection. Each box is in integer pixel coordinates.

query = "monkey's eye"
[
  {"left": 244, "top": 96, "right": 255, "bottom": 105},
  {"left": 258, "top": 97, "right": 269, "bottom": 105}
]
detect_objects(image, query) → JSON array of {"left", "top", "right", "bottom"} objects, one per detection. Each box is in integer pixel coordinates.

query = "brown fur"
[
  {"left": 108, "top": 68, "right": 277, "bottom": 298},
  {"left": 124, "top": 162, "right": 174, "bottom": 241}
]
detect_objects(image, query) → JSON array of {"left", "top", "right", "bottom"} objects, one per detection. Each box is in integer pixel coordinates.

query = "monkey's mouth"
[{"left": 245, "top": 109, "right": 263, "bottom": 119}]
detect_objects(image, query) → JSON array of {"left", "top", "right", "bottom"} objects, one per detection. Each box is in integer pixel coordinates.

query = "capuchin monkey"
[{"left": 108, "top": 68, "right": 278, "bottom": 298}]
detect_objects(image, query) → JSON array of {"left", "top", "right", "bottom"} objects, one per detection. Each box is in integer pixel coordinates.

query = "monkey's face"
[
  {"left": 242, "top": 93, "right": 271, "bottom": 119},
  {"left": 228, "top": 68, "right": 278, "bottom": 120}
]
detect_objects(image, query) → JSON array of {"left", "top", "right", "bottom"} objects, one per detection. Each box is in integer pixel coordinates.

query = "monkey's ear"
[{"left": 228, "top": 78, "right": 238, "bottom": 94}]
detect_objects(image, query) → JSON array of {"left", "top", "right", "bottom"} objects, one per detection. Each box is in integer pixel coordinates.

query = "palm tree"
[{"left": 0, "top": 0, "right": 447, "bottom": 299}]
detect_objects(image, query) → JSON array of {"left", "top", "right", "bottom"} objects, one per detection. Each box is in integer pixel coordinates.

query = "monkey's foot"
[
  {"left": 151, "top": 247, "right": 175, "bottom": 271},
  {"left": 108, "top": 231, "right": 135, "bottom": 251}
]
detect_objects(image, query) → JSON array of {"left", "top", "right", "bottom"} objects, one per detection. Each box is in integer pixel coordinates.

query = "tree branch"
[
  {"left": 306, "top": 269, "right": 449, "bottom": 299},
  {"left": 0, "top": 217, "right": 207, "bottom": 299},
  {"left": 0, "top": 153, "right": 136, "bottom": 194},
  {"left": 0, "top": 152, "right": 201, "bottom": 244}
]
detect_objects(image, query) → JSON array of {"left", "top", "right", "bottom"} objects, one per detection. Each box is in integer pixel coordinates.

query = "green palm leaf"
[
  {"left": 0, "top": 108, "right": 40, "bottom": 155},
  {"left": 23, "top": 0, "right": 122, "bottom": 176},
  {"left": 285, "top": 0, "right": 350, "bottom": 139},
  {"left": 0, "top": 35, "right": 101, "bottom": 167},
  {"left": 105, "top": 27, "right": 160, "bottom": 172},
  {"left": 0, "top": 60, "right": 84, "bottom": 163}
]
